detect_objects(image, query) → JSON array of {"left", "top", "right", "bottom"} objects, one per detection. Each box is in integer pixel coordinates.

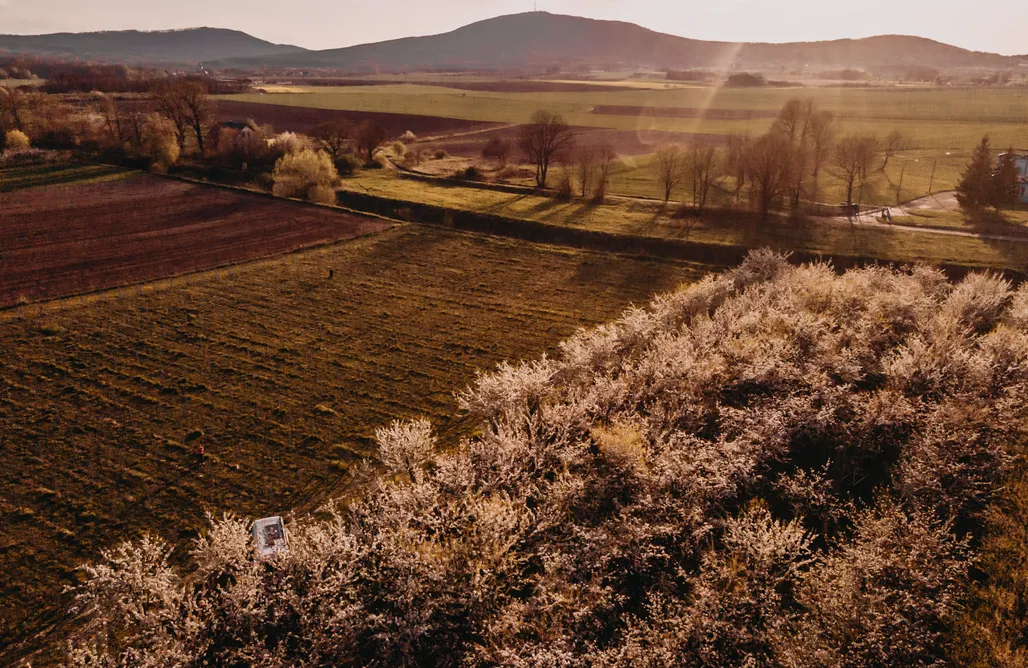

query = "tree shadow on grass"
[
  {"left": 960, "top": 208, "right": 1028, "bottom": 271},
  {"left": 481, "top": 194, "right": 529, "bottom": 215},
  {"left": 964, "top": 208, "right": 1028, "bottom": 238}
]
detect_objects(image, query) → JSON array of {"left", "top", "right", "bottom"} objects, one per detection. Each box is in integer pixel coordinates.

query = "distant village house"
[{"left": 998, "top": 152, "right": 1028, "bottom": 203}]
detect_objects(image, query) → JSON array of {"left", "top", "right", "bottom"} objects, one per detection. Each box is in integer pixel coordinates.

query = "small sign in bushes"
[{"left": 253, "top": 516, "right": 288, "bottom": 557}]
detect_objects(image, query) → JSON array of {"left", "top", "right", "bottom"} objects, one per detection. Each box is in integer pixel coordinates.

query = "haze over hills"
[
  {"left": 0, "top": 28, "right": 305, "bottom": 65},
  {"left": 0, "top": 12, "right": 1022, "bottom": 73},
  {"left": 212, "top": 12, "right": 1024, "bottom": 72}
]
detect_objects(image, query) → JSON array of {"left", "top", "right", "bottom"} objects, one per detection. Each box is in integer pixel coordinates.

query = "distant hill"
[
  {"left": 0, "top": 28, "right": 305, "bottom": 65},
  {"left": 2, "top": 15, "right": 1020, "bottom": 73},
  {"left": 213, "top": 12, "right": 1024, "bottom": 73}
]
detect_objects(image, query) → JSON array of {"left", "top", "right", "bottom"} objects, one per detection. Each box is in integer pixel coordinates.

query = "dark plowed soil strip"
[
  {"left": 216, "top": 100, "right": 504, "bottom": 136},
  {"left": 592, "top": 105, "right": 778, "bottom": 120},
  {"left": 0, "top": 175, "right": 393, "bottom": 307}
]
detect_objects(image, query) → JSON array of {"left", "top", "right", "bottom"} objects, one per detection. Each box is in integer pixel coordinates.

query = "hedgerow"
[{"left": 66, "top": 251, "right": 1028, "bottom": 667}]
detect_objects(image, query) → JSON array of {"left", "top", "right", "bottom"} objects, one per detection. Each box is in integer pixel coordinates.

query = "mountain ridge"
[
  {"left": 211, "top": 12, "right": 1023, "bottom": 72},
  {"left": 0, "top": 27, "right": 306, "bottom": 65},
  {"left": 0, "top": 13, "right": 1021, "bottom": 72}
]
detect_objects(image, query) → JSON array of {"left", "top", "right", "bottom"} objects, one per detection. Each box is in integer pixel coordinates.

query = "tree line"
[
  {"left": 0, "top": 79, "right": 400, "bottom": 208},
  {"left": 515, "top": 100, "right": 908, "bottom": 219}
]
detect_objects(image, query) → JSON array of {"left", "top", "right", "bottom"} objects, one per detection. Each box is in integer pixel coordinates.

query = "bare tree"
[
  {"left": 881, "top": 130, "right": 906, "bottom": 171},
  {"left": 807, "top": 110, "right": 836, "bottom": 202},
  {"left": 518, "top": 110, "right": 576, "bottom": 188},
  {"left": 481, "top": 136, "right": 512, "bottom": 166},
  {"left": 179, "top": 81, "right": 213, "bottom": 156},
  {"left": 834, "top": 133, "right": 881, "bottom": 207},
  {"left": 685, "top": 143, "right": 723, "bottom": 213},
  {"left": 310, "top": 118, "right": 352, "bottom": 162},
  {"left": 748, "top": 133, "right": 796, "bottom": 220},
  {"left": 574, "top": 145, "right": 598, "bottom": 198},
  {"left": 654, "top": 144, "right": 688, "bottom": 203},
  {"left": 153, "top": 79, "right": 213, "bottom": 155},
  {"left": 354, "top": 120, "right": 387, "bottom": 165},
  {"left": 593, "top": 143, "right": 617, "bottom": 201},
  {"left": 726, "top": 134, "right": 751, "bottom": 205},
  {"left": 772, "top": 98, "right": 815, "bottom": 143},
  {"left": 773, "top": 98, "right": 824, "bottom": 210}
]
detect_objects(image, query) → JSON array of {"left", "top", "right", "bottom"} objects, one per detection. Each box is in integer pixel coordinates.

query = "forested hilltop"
[{"left": 68, "top": 252, "right": 1028, "bottom": 666}]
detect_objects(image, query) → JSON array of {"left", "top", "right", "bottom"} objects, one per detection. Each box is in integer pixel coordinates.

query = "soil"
[
  {"left": 216, "top": 100, "right": 504, "bottom": 137},
  {"left": 415, "top": 125, "right": 730, "bottom": 160},
  {"left": 0, "top": 175, "right": 392, "bottom": 308},
  {"left": 591, "top": 105, "right": 778, "bottom": 121}
]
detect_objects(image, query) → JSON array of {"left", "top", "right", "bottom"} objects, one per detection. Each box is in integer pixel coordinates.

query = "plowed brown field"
[
  {"left": 0, "top": 175, "right": 392, "bottom": 308},
  {"left": 216, "top": 100, "right": 503, "bottom": 136}
]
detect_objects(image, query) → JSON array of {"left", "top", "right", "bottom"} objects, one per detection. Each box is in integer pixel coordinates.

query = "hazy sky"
[{"left": 0, "top": 0, "right": 1022, "bottom": 55}]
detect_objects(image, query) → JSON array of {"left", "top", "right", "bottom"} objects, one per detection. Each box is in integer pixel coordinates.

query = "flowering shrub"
[
  {"left": 4, "top": 128, "right": 30, "bottom": 151},
  {"left": 140, "top": 113, "right": 179, "bottom": 170},
  {"left": 272, "top": 148, "right": 339, "bottom": 203},
  {"left": 67, "top": 252, "right": 1028, "bottom": 666}
]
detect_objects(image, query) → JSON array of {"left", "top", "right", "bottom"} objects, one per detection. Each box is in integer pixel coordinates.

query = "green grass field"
[
  {"left": 341, "top": 170, "right": 1028, "bottom": 272},
  {"left": 222, "top": 83, "right": 1026, "bottom": 206},
  {"left": 0, "top": 224, "right": 711, "bottom": 665},
  {"left": 223, "top": 83, "right": 1028, "bottom": 146},
  {"left": 602, "top": 148, "right": 967, "bottom": 205}
]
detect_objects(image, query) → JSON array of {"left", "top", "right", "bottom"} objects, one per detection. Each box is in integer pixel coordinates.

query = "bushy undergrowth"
[
  {"left": 66, "top": 252, "right": 1028, "bottom": 667},
  {"left": 272, "top": 148, "right": 339, "bottom": 203}
]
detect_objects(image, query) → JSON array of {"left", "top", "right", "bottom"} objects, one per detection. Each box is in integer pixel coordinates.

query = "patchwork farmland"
[{"left": 220, "top": 83, "right": 1028, "bottom": 206}]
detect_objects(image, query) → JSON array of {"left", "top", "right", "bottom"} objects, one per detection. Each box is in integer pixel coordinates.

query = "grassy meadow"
[
  {"left": 0, "top": 224, "right": 711, "bottom": 664},
  {"left": 340, "top": 170, "right": 1028, "bottom": 272}
]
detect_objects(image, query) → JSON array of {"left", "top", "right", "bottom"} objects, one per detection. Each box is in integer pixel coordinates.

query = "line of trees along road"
[{"left": 516, "top": 98, "right": 904, "bottom": 220}]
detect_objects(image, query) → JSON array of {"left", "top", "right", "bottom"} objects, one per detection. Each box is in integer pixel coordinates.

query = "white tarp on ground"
[{"left": 253, "top": 516, "right": 288, "bottom": 557}]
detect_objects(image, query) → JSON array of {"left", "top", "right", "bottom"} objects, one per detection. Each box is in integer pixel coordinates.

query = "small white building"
[{"left": 997, "top": 152, "right": 1028, "bottom": 203}]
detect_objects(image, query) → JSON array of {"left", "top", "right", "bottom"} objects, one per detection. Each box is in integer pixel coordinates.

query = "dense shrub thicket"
[
  {"left": 66, "top": 252, "right": 1028, "bottom": 667},
  {"left": 272, "top": 148, "right": 340, "bottom": 204}
]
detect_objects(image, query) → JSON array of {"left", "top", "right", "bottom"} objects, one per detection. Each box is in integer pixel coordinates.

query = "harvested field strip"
[
  {"left": 0, "top": 225, "right": 713, "bottom": 664},
  {"left": 285, "top": 79, "right": 641, "bottom": 93},
  {"left": 223, "top": 86, "right": 1028, "bottom": 148},
  {"left": 0, "top": 163, "right": 129, "bottom": 193},
  {"left": 0, "top": 174, "right": 393, "bottom": 308},
  {"left": 215, "top": 99, "right": 504, "bottom": 135},
  {"left": 590, "top": 105, "right": 777, "bottom": 120}
]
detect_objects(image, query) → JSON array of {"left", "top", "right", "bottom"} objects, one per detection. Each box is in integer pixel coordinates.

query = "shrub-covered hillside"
[{"left": 68, "top": 252, "right": 1028, "bottom": 667}]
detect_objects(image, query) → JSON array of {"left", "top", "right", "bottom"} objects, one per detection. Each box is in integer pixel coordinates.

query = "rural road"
[{"left": 830, "top": 191, "right": 1028, "bottom": 245}]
